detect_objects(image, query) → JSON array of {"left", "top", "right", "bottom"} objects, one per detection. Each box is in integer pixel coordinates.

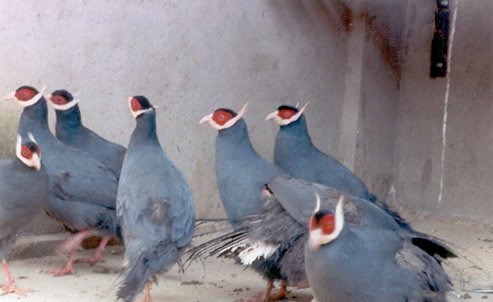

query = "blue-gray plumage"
[
  {"left": 49, "top": 89, "right": 126, "bottom": 177},
  {"left": 8, "top": 86, "right": 119, "bottom": 276},
  {"left": 117, "top": 96, "right": 195, "bottom": 302},
  {"left": 267, "top": 105, "right": 373, "bottom": 200},
  {"left": 261, "top": 176, "right": 454, "bottom": 281},
  {"left": 187, "top": 176, "right": 455, "bottom": 301},
  {"left": 200, "top": 106, "right": 285, "bottom": 229},
  {"left": 0, "top": 135, "right": 49, "bottom": 294},
  {"left": 306, "top": 200, "right": 451, "bottom": 302},
  {"left": 199, "top": 106, "right": 292, "bottom": 300}
]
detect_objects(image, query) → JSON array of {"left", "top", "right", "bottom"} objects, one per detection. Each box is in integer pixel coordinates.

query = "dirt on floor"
[{"left": 2, "top": 218, "right": 493, "bottom": 302}]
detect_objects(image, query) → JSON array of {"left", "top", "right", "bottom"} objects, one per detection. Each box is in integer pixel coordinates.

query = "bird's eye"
[
  {"left": 15, "top": 88, "right": 37, "bottom": 101},
  {"left": 278, "top": 108, "right": 298, "bottom": 119},
  {"left": 21, "top": 145, "right": 33, "bottom": 159},
  {"left": 131, "top": 98, "right": 142, "bottom": 112},
  {"left": 212, "top": 110, "right": 233, "bottom": 126}
]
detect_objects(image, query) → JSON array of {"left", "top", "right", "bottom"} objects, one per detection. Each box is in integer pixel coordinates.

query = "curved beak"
[
  {"left": 199, "top": 113, "right": 212, "bottom": 125},
  {"left": 265, "top": 110, "right": 278, "bottom": 121},
  {"left": 32, "top": 153, "right": 41, "bottom": 171},
  {"left": 3, "top": 91, "right": 16, "bottom": 101},
  {"left": 308, "top": 229, "right": 322, "bottom": 251}
]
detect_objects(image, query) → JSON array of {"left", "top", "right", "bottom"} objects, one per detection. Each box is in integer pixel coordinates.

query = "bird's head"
[
  {"left": 4, "top": 85, "right": 46, "bottom": 108},
  {"left": 128, "top": 96, "right": 154, "bottom": 118},
  {"left": 15, "top": 133, "right": 42, "bottom": 171},
  {"left": 199, "top": 103, "right": 247, "bottom": 130},
  {"left": 48, "top": 89, "right": 79, "bottom": 111},
  {"left": 265, "top": 103, "right": 308, "bottom": 126},
  {"left": 308, "top": 194, "right": 345, "bottom": 251}
]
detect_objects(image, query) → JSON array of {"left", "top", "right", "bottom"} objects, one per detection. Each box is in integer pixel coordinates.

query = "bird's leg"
[
  {"left": 235, "top": 280, "right": 278, "bottom": 302},
  {"left": 263, "top": 280, "right": 275, "bottom": 301},
  {"left": 56, "top": 229, "right": 93, "bottom": 255},
  {"left": 265, "top": 280, "right": 287, "bottom": 301},
  {"left": 75, "top": 236, "right": 111, "bottom": 264},
  {"left": 142, "top": 281, "right": 152, "bottom": 302},
  {"left": 47, "top": 229, "right": 93, "bottom": 276},
  {"left": 1, "top": 260, "right": 31, "bottom": 295},
  {"left": 47, "top": 250, "right": 77, "bottom": 277}
]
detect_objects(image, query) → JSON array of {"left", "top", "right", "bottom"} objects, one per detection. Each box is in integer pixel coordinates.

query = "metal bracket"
[{"left": 430, "top": 0, "right": 450, "bottom": 78}]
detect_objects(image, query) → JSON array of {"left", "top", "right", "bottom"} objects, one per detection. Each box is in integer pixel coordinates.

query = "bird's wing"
[
  {"left": 169, "top": 182, "right": 195, "bottom": 248},
  {"left": 267, "top": 175, "right": 362, "bottom": 226},
  {"left": 395, "top": 240, "right": 452, "bottom": 299},
  {"left": 50, "top": 149, "right": 118, "bottom": 209}
]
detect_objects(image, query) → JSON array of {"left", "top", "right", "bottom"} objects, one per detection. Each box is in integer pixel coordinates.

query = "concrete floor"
[{"left": 2, "top": 218, "right": 493, "bottom": 302}]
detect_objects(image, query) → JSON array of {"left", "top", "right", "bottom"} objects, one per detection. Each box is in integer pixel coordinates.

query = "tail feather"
[
  {"left": 183, "top": 227, "right": 250, "bottom": 269},
  {"left": 117, "top": 244, "right": 179, "bottom": 302},
  {"left": 117, "top": 253, "right": 150, "bottom": 302}
]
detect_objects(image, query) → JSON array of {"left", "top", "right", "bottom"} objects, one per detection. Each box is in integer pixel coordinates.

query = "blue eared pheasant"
[{"left": 116, "top": 96, "right": 195, "bottom": 302}]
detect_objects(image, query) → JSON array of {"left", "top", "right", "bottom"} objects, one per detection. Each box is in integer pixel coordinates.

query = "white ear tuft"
[
  {"left": 39, "top": 85, "right": 47, "bottom": 95},
  {"left": 237, "top": 103, "right": 248, "bottom": 119},
  {"left": 16, "top": 134, "right": 22, "bottom": 154},
  {"left": 27, "top": 132, "right": 37, "bottom": 144},
  {"left": 298, "top": 102, "right": 309, "bottom": 115},
  {"left": 314, "top": 192, "right": 321, "bottom": 213}
]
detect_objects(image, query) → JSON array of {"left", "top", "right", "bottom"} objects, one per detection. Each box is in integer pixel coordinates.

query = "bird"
[
  {"left": 266, "top": 104, "right": 373, "bottom": 200},
  {"left": 199, "top": 105, "right": 291, "bottom": 301},
  {"left": 306, "top": 195, "right": 452, "bottom": 302},
  {"left": 0, "top": 134, "right": 49, "bottom": 294},
  {"left": 48, "top": 89, "right": 126, "bottom": 177},
  {"left": 5, "top": 85, "right": 120, "bottom": 276},
  {"left": 116, "top": 96, "right": 195, "bottom": 302},
  {"left": 187, "top": 175, "right": 455, "bottom": 301},
  {"left": 199, "top": 104, "right": 285, "bottom": 230}
]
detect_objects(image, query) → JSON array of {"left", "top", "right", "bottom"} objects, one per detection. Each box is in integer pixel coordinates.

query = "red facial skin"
[
  {"left": 131, "top": 98, "right": 142, "bottom": 112},
  {"left": 50, "top": 95, "right": 68, "bottom": 105},
  {"left": 212, "top": 110, "right": 234, "bottom": 126},
  {"left": 20, "top": 145, "right": 33, "bottom": 160},
  {"left": 278, "top": 108, "right": 298, "bottom": 120},
  {"left": 15, "top": 88, "right": 37, "bottom": 101},
  {"left": 309, "top": 213, "right": 335, "bottom": 235}
]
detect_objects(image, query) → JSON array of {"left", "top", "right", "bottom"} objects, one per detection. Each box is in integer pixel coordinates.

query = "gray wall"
[
  {"left": 1, "top": 0, "right": 492, "bottom": 230},
  {"left": 396, "top": 0, "right": 493, "bottom": 223},
  {"left": 0, "top": 1, "right": 354, "bottom": 223}
]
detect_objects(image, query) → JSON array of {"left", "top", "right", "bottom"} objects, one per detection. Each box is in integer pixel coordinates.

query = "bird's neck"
[
  {"left": 55, "top": 106, "right": 83, "bottom": 132},
  {"left": 129, "top": 112, "right": 159, "bottom": 147},
  {"left": 216, "top": 123, "right": 259, "bottom": 158},
  {"left": 278, "top": 116, "right": 313, "bottom": 147},
  {"left": 18, "top": 98, "right": 55, "bottom": 141}
]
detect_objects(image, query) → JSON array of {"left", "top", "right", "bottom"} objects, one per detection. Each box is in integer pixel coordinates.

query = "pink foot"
[
  {"left": 47, "top": 251, "right": 76, "bottom": 277},
  {"left": 0, "top": 283, "right": 32, "bottom": 295},
  {"left": 142, "top": 282, "right": 152, "bottom": 302},
  {"left": 235, "top": 291, "right": 265, "bottom": 302},
  {"left": 1, "top": 260, "right": 31, "bottom": 295},
  {"left": 235, "top": 280, "right": 288, "bottom": 302},
  {"left": 47, "top": 265, "right": 74, "bottom": 277}
]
